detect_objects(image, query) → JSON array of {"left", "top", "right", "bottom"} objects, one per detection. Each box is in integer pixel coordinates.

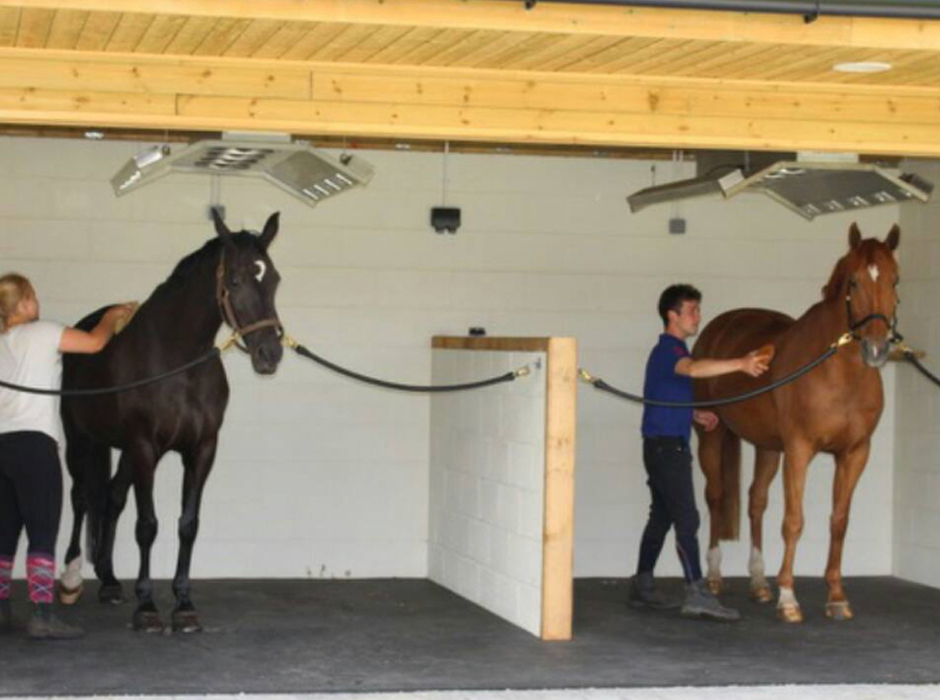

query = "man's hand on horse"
[
  {"left": 741, "top": 345, "right": 773, "bottom": 377},
  {"left": 694, "top": 409, "right": 720, "bottom": 432}
]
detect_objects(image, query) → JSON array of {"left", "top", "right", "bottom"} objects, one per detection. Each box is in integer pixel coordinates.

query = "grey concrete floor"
[{"left": 1, "top": 577, "right": 938, "bottom": 696}]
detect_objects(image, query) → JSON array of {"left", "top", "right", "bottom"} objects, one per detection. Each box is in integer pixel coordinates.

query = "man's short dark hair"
[{"left": 658, "top": 284, "right": 701, "bottom": 326}]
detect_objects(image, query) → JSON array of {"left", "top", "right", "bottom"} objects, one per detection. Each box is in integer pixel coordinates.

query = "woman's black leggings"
[{"left": 0, "top": 431, "right": 62, "bottom": 559}]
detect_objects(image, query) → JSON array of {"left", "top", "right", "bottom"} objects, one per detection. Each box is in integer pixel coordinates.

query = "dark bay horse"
[
  {"left": 59, "top": 211, "right": 283, "bottom": 632},
  {"left": 693, "top": 223, "right": 899, "bottom": 623}
]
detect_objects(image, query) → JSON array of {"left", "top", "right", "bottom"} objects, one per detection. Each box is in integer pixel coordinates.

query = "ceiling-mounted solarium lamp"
[
  {"left": 627, "top": 150, "right": 933, "bottom": 221},
  {"left": 719, "top": 161, "right": 933, "bottom": 220},
  {"left": 110, "top": 136, "right": 374, "bottom": 206}
]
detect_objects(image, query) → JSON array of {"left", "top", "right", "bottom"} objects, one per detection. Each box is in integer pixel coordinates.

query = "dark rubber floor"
[{"left": 2, "top": 576, "right": 938, "bottom": 695}]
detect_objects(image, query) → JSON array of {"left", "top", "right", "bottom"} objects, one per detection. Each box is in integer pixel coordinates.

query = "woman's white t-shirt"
[{"left": 0, "top": 320, "right": 66, "bottom": 443}]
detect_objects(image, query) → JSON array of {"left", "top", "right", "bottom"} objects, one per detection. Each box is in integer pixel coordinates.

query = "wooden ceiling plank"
[
  {"left": 45, "top": 9, "right": 88, "bottom": 50},
  {"left": 338, "top": 23, "right": 415, "bottom": 63},
  {"left": 688, "top": 43, "right": 780, "bottom": 79},
  {"left": 191, "top": 17, "right": 251, "bottom": 56},
  {"left": 306, "top": 24, "right": 377, "bottom": 62},
  {"left": 454, "top": 31, "right": 547, "bottom": 69},
  {"left": 483, "top": 33, "right": 565, "bottom": 70},
  {"left": 567, "top": 36, "right": 666, "bottom": 74},
  {"left": 366, "top": 26, "right": 437, "bottom": 63},
  {"left": 414, "top": 29, "right": 497, "bottom": 67},
  {"left": 277, "top": 21, "right": 346, "bottom": 61},
  {"left": 73, "top": 8, "right": 117, "bottom": 50},
  {"left": 164, "top": 15, "right": 218, "bottom": 54},
  {"left": 0, "top": 7, "right": 21, "bottom": 48},
  {"left": 221, "top": 18, "right": 282, "bottom": 58},
  {"left": 4, "top": 0, "right": 935, "bottom": 51},
  {"left": 389, "top": 28, "right": 468, "bottom": 66},
  {"left": 15, "top": 7, "right": 53, "bottom": 48},
  {"left": 134, "top": 14, "right": 188, "bottom": 54},
  {"left": 104, "top": 12, "right": 155, "bottom": 53},
  {"left": 505, "top": 34, "right": 603, "bottom": 72},
  {"left": 250, "top": 20, "right": 314, "bottom": 60},
  {"left": 754, "top": 46, "right": 854, "bottom": 81},
  {"left": 534, "top": 35, "right": 629, "bottom": 73},
  {"left": 576, "top": 38, "right": 685, "bottom": 75},
  {"left": 641, "top": 40, "right": 739, "bottom": 77}
]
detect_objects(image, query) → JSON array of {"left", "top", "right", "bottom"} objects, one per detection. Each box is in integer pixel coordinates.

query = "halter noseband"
[
  {"left": 216, "top": 251, "right": 282, "bottom": 352},
  {"left": 845, "top": 276, "right": 900, "bottom": 342}
]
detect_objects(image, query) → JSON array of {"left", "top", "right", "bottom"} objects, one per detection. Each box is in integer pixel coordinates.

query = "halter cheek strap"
[{"left": 216, "top": 254, "right": 282, "bottom": 352}]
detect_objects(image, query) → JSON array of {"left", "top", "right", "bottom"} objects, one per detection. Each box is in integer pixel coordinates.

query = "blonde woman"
[{"left": 0, "top": 273, "right": 134, "bottom": 640}]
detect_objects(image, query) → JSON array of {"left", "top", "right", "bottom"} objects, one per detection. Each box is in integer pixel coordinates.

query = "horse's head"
[
  {"left": 823, "top": 222, "right": 901, "bottom": 368},
  {"left": 213, "top": 210, "right": 284, "bottom": 375}
]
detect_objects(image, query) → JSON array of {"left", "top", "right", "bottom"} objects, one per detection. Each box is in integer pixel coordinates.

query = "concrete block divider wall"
[{"left": 429, "top": 336, "right": 576, "bottom": 640}]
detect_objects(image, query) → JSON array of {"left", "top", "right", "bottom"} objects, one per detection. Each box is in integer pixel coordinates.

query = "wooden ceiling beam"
[{"left": 2, "top": 52, "right": 940, "bottom": 156}]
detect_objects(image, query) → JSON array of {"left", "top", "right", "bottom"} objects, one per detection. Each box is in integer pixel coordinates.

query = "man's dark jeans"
[{"left": 636, "top": 436, "right": 703, "bottom": 583}]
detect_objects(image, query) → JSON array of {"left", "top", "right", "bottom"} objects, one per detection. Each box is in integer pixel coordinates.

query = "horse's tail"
[
  {"left": 718, "top": 431, "right": 741, "bottom": 541},
  {"left": 70, "top": 440, "right": 112, "bottom": 571}
]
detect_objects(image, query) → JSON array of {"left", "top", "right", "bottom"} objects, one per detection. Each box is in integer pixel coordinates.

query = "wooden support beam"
[
  {"left": 542, "top": 336, "right": 576, "bottom": 641},
  {"left": 2, "top": 49, "right": 940, "bottom": 156}
]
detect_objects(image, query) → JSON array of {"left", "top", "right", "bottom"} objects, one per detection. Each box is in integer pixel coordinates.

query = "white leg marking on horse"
[
  {"left": 62, "top": 556, "right": 83, "bottom": 589},
  {"left": 868, "top": 264, "right": 880, "bottom": 282},
  {"left": 706, "top": 546, "right": 722, "bottom": 579},
  {"left": 778, "top": 586, "right": 798, "bottom": 609},
  {"left": 748, "top": 547, "right": 765, "bottom": 580}
]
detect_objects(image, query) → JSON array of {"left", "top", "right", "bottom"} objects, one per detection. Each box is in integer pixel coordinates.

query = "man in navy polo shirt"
[{"left": 629, "top": 284, "right": 768, "bottom": 621}]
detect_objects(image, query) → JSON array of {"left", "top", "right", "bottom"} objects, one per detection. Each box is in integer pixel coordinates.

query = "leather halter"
[
  {"left": 845, "top": 275, "right": 899, "bottom": 342},
  {"left": 216, "top": 250, "right": 282, "bottom": 352}
]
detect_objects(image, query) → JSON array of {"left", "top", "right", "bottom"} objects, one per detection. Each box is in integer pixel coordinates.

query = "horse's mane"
[
  {"left": 821, "top": 249, "right": 856, "bottom": 302},
  {"left": 167, "top": 238, "right": 221, "bottom": 283}
]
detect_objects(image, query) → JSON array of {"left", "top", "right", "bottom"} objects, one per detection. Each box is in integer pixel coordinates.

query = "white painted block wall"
[
  {"left": 429, "top": 348, "right": 546, "bottom": 636},
  {"left": 0, "top": 136, "right": 901, "bottom": 584},
  {"left": 894, "top": 160, "right": 940, "bottom": 587}
]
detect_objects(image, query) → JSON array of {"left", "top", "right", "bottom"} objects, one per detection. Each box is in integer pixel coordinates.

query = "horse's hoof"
[
  {"left": 132, "top": 610, "right": 165, "bottom": 633},
  {"left": 777, "top": 604, "right": 804, "bottom": 623},
  {"left": 825, "top": 601, "right": 854, "bottom": 621},
  {"left": 707, "top": 578, "right": 723, "bottom": 595},
  {"left": 171, "top": 610, "right": 202, "bottom": 634},
  {"left": 59, "top": 583, "right": 83, "bottom": 606},
  {"left": 750, "top": 584, "right": 773, "bottom": 604},
  {"left": 98, "top": 583, "right": 125, "bottom": 605}
]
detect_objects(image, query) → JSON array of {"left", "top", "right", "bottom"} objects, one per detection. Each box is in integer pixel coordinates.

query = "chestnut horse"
[{"left": 693, "top": 223, "right": 899, "bottom": 622}]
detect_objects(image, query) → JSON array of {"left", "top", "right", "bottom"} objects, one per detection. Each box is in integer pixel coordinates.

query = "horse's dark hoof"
[
  {"left": 132, "top": 609, "right": 165, "bottom": 633},
  {"left": 171, "top": 609, "right": 202, "bottom": 634},
  {"left": 98, "top": 582, "right": 125, "bottom": 605}
]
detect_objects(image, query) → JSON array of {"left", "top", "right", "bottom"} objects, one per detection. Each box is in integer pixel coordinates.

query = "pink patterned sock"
[
  {"left": 27, "top": 554, "right": 55, "bottom": 604},
  {"left": 0, "top": 557, "right": 12, "bottom": 600}
]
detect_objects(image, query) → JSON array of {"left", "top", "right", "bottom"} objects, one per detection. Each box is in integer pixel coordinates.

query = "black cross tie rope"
[
  {"left": 0, "top": 331, "right": 244, "bottom": 398},
  {"left": 0, "top": 348, "right": 223, "bottom": 397},
  {"left": 284, "top": 336, "right": 530, "bottom": 393},
  {"left": 898, "top": 345, "right": 940, "bottom": 389},
  {"left": 580, "top": 333, "right": 854, "bottom": 409}
]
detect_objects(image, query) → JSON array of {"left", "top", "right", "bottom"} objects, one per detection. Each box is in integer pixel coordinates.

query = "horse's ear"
[
  {"left": 212, "top": 207, "right": 231, "bottom": 238},
  {"left": 885, "top": 224, "right": 901, "bottom": 251},
  {"left": 259, "top": 212, "right": 279, "bottom": 251},
  {"left": 848, "top": 222, "right": 862, "bottom": 249}
]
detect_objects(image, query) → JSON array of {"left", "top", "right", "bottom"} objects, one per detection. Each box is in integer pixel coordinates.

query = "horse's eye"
[{"left": 230, "top": 274, "right": 240, "bottom": 287}]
